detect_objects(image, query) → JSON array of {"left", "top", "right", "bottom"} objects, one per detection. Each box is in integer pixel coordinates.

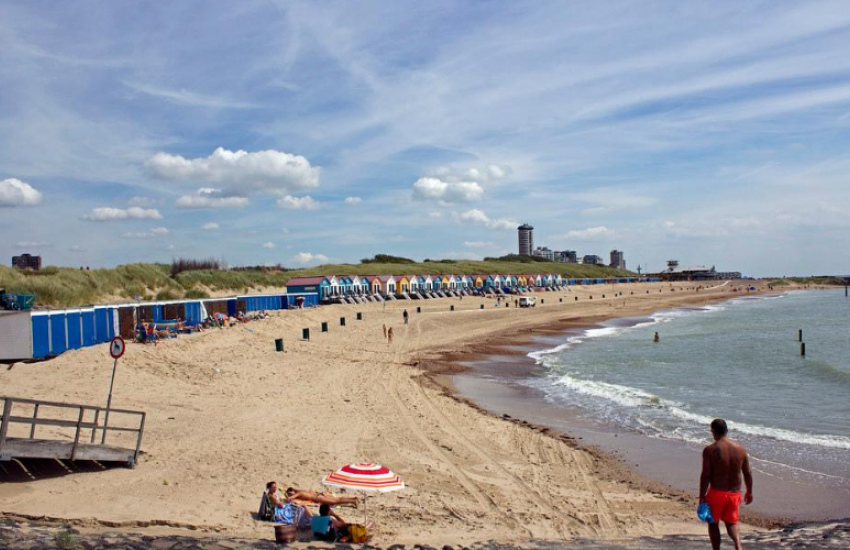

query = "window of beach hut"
[
  {"left": 118, "top": 307, "right": 136, "bottom": 339},
  {"left": 205, "top": 300, "right": 228, "bottom": 316},
  {"left": 164, "top": 303, "right": 184, "bottom": 320},
  {"left": 137, "top": 305, "right": 154, "bottom": 323}
]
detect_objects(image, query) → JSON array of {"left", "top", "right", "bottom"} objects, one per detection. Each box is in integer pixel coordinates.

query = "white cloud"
[
  {"left": 176, "top": 188, "right": 249, "bottom": 209},
  {"left": 412, "top": 177, "right": 483, "bottom": 204},
  {"left": 344, "top": 196, "right": 362, "bottom": 205},
  {"left": 69, "top": 245, "right": 87, "bottom": 252},
  {"left": 121, "top": 227, "right": 169, "bottom": 239},
  {"left": 434, "top": 164, "right": 512, "bottom": 184},
  {"left": 201, "top": 222, "right": 220, "bottom": 230},
  {"left": 562, "top": 226, "right": 613, "bottom": 240},
  {"left": 292, "top": 252, "right": 329, "bottom": 265},
  {"left": 428, "top": 211, "right": 443, "bottom": 218},
  {"left": 81, "top": 206, "right": 163, "bottom": 221},
  {"left": 263, "top": 241, "right": 276, "bottom": 249},
  {"left": 463, "top": 241, "right": 493, "bottom": 248},
  {"left": 455, "top": 209, "right": 517, "bottom": 230},
  {"left": 0, "top": 178, "right": 43, "bottom": 207},
  {"left": 277, "top": 195, "right": 321, "bottom": 210},
  {"left": 16, "top": 241, "right": 52, "bottom": 248},
  {"left": 145, "top": 147, "right": 320, "bottom": 197}
]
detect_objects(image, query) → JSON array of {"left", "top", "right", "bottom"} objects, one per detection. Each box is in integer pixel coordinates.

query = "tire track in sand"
[{"left": 379, "top": 314, "right": 525, "bottom": 533}]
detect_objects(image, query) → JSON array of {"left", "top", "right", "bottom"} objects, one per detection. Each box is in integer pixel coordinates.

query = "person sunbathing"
[{"left": 285, "top": 487, "right": 358, "bottom": 507}]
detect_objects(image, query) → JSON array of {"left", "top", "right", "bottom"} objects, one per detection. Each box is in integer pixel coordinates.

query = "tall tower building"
[
  {"left": 518, "top": 223, "right": 534, "bottom": 256},
  {"left": 610, "top": 249, "right": 626, "bottom": 269}
]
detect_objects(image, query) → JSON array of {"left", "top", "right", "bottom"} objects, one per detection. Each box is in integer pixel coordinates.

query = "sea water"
[{"left": 526, "top": 289, "right": 850, "bottom": 488}]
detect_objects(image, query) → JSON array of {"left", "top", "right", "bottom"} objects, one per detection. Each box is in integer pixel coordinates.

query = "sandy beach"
[{"left": 1, "top": 281, "right": 781, "bottom": 544}]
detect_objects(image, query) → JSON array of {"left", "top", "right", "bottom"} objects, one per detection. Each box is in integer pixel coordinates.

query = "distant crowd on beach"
[{"left": 135, "top": 310, "right": 271, "bottom": 344}]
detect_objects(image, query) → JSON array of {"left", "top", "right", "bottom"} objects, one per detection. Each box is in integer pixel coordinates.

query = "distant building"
[
  {"left": 517, "top": 224, "right": 534, "bottom": 256},
  {"left": 582, "top": 254, "right": 604, "bottom": 266},
  {"left": 557, "top": 250, "right": 577, "bottom": 263},
  {"left": 609, "top": 250, "right": 626, "bottom": 269},
  {"left": 12, "top": 253, "right": 41, "bottom": 271},
  {"left": 532, "top": 246, "right": 555, "bottom": 261},
  {"left": 657, "top": 260, "right": 741, "bottom": 281}
]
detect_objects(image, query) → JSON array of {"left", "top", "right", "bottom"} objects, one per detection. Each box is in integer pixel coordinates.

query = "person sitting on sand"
[
  {"left": 285, "top": 487, "right": 358, "bottom": 507},
  {"left": 313, "top": 503, "right": 374, "bottom": 542},
  {"left": 266, "top": 481, "right": 312, "bottom": 529}
]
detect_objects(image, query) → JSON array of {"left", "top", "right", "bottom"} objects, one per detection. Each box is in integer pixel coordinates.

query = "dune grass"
[{"left": 1, "top": 261, "right": 633, "bottom": 309}]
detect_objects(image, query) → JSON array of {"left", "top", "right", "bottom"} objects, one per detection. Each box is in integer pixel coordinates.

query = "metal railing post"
[{"left": 133, "top": 412, "right": 146, "bottom": 466}]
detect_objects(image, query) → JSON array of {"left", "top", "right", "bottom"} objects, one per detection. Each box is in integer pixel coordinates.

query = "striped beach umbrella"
[{"left": 322, "top": 463, "right": 405, "bottom": 522}]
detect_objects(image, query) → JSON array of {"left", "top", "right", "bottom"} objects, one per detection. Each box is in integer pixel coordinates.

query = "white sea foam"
[{"left": 550, "top": 373, "right": 850, "bottom": 450}]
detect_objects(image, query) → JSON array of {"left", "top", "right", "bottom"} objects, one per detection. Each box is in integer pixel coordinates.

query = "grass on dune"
[{"left": 1, "top": 260, "right": 633, "bottom": 309}]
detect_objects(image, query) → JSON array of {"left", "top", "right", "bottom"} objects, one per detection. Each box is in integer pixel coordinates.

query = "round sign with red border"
[{"left": 109, "top": 336, "right": 126, "bottom": 359}]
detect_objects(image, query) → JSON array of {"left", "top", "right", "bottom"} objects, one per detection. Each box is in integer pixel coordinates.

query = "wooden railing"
[{"left": 0, "top": 396, "right": 146, "bottom": 466}]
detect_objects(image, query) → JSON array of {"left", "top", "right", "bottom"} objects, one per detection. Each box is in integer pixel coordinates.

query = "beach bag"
[
  {"left": 258, "top": 492, "right": 273, "bottom": 521},
  {"left": 349, "top": 524, "right": 368, "bottom": 543}
]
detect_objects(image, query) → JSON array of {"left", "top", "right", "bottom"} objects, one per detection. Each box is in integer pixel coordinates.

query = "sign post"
[{"left": 102, "top": 336, "right": 125, "bottom": 444}]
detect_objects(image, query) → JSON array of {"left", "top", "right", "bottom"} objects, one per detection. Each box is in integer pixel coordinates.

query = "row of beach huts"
[{"left": 0, "top": 273, "right": 658, "bottom": 362}]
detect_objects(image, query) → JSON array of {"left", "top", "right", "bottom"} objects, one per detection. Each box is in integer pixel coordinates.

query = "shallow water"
[{"left": 525, "top": 289, "right": 850, "bottom": 489}]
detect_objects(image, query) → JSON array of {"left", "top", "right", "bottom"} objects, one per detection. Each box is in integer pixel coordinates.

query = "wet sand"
[{"left": 442, "top": 308, "right": 850, "bottom": 522}]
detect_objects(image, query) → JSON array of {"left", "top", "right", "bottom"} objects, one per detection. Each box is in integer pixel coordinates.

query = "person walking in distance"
[
  {"left": 402, "top": 309, "right": 409, "bottom": 325},
  {"left": 387, "top": 326, "right": 394, "bottom": 345},
  {"left": 699, "top": 418, "right": 753, "bottom": 550},
  {"left": 382, "top": 324, "right": 387, "bottom": 340}
]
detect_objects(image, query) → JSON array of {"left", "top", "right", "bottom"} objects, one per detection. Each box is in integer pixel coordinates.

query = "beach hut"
[
  {"left": 366, "top": 276, "right": 382, "bottom": 295},
  {"left": 490, "top": 275, "right": 503, "bottom": 288},
  {"left": 286, "top": 276, "right": 334, "bottom": 300},
  {"left": 473, "top": 275, "right": 484, "bottom": 288},
  {"left": 376, "top": 275, "right": 396, "bottom": 296},
  {"left": 397, "top": 276, "right": 410, "bottom": 294}
]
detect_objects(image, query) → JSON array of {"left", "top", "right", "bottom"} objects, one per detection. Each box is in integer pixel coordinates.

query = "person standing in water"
[{"left": 699, "top": 418, "right": 753, "bottom": 550}]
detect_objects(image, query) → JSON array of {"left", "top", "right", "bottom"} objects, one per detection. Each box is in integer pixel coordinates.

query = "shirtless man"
[
  {"left": 699, "top": 418, "right": 753, "bottom": 550},
  {"left": 285, "top": 487, "right": 358, "bottom": 507}
]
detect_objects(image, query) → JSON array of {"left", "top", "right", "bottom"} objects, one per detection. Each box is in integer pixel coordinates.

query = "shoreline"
[
  {"left": 422, "top": 288, "right": 849, "bottom": 527},
  {"left": 1, "top": 281, "right": 833, "bottom": 544}
]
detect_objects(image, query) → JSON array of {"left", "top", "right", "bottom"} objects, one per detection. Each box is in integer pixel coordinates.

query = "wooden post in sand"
[
  {"left": 480, "top": 304, "right": 484, "bottom": 309},
  {"left": 321, "top": 322, "right": 328, "bottom": 332},
  {"left": 340, "top": 317, "right": 346, "bottom": 326},
  {"left": 798, "top": 329, "right": 803, "bottom": 342},
  {"left": 302, "top": 328, "right": 310, "bottom": 341},
  {"left": 450, "top": 305, "right": 455, "bottom": 311},
  {"left": 416, "top": 306, "right": 421, "bottom": 313},
  {"left": 801, "top": 342, "right": 806, "bottom": 356},
  {"left": 357, "top": 312, "right": 363, "bottom": 321}
]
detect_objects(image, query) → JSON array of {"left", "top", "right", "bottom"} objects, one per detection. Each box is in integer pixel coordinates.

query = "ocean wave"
[{"left": 550, "top": 374, "right": 850, "bottom": 450}]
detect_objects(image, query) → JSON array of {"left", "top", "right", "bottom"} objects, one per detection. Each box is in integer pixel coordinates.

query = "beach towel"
[{"left": 274, "top": 502, "right": 310, "bottom": 528}]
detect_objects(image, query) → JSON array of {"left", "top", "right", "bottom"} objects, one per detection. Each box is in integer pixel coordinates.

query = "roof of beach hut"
[{"left": 286, "top": 275, "right": 331, "bottom": 286}]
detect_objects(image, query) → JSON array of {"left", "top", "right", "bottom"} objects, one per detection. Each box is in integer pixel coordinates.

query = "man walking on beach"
[
  {"left": 403, "top": 309, "right": 409, "bottom": 325},
  {"left": 699, "top": 418, "right": 753, "bottom": 550}
]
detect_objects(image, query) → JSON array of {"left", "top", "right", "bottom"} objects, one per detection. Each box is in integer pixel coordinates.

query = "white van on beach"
[{"left": 518, "top": 296, "right": 536, "bottom": 308}]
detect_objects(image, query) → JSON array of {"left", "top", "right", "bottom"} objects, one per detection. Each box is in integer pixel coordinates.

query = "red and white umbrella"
[{"left": 322, "top": 463, "right": 405, "bottom": 521}]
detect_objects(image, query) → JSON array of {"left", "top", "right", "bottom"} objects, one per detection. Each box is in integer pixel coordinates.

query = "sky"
[{"left": 1, "top": 1, "right": 849, "bottom": 277}]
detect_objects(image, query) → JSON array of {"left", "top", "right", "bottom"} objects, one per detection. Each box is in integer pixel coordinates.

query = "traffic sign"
[{"left": 109, "top": 336, "right": 126, "bottom": 359}]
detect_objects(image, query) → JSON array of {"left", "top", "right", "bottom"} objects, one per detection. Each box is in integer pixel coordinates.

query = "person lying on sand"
[{"left": 285, "top": 487, "right": 358, "bottom": 507}]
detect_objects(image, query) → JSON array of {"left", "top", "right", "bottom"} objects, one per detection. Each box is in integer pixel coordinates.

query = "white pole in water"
[{"left": 102, "top": 356, "right": 119, "bottom": 444}]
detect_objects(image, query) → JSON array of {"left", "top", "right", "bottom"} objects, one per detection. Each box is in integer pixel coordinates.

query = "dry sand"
[{"left": 0, "top": 281, "right": 773, "bottom": 544}]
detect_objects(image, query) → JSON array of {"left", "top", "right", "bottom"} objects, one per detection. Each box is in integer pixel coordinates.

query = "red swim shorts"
[{"left": 705, "top": 488, "right": 742, "bottom": 524}]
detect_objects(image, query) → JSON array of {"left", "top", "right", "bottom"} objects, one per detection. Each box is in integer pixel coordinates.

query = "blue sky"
[{"left": 1, "top": 1, "right": 849, "bottom": 276}]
